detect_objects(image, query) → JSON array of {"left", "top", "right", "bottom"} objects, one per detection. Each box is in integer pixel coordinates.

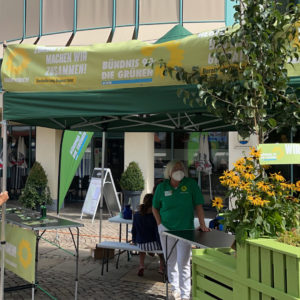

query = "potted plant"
[
  {"left": 19, "top": 161, "right": 52, "bottom": 210},
  {"left": 192, "top": 147, "right": 300, "bottom": 300},
  {"left": 215, "top": 146, "right": 299, "bottom": 245},
  {"left": 119, "top": 161, "right": 144, "bottom": 212},
  {"left": 277, "top": 228, "right": 300, "bottom": 247}
]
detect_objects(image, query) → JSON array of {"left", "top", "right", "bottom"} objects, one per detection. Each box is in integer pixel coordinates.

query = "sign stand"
[{"left": 80, "top": 168, "right": 121, "bottom": 223}]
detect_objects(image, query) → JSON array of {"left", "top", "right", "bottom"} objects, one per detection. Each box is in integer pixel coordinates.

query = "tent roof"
[
  {"left": 4, "top": 85, "right": 233, "bottom": 132},
  {"left": 155, "top": 25, "right": 193, "bottom": 44},
  {"left": 5, "top": 76, "right": 299, "bottom": 133},
  {"left": 2, "top": 25, "right": 234, "bottom": 133},
  {"left": 2, "top": 25, "right": 299, "bottom": 133}
]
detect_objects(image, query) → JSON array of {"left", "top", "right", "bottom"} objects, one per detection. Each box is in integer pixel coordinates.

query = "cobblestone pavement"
[{"left": 3, "top": 202, "right": 168, "bottom": 300}]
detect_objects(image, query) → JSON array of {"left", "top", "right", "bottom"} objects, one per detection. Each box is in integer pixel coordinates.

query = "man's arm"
[
  {"left": 152, "top": 207, "right": 161, "bottom": 226},
  {"left": 0, "top": 191, "right": 9, "bottom": 206},
  {"left": 195, "top": 204, "right": 210, "bottom": 231}
]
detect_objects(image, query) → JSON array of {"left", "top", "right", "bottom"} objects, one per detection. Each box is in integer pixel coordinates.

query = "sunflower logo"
[
  {"left": 18, "top": 239, "right": 32, "bottom": 269},
  {"left": 181, "top": 185, "right": 187, "bottom": 192},
  {"left": 272, "top": 146, "right": 284, "bottom": 160},
  {"left": 5, "top": 48, "right": 30, "bottom": 76},
  {"left": 141, "top": 41, "right": 184, "bottom": 78}
]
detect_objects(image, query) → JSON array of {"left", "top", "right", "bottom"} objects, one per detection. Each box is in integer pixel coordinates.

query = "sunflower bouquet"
[{"left": 212, "top": 147, "right": 300, "bottom": 245}]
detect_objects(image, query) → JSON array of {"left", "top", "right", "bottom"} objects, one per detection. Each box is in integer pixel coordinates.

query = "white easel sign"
[{"left": 80, "top": 168, "right": 120, "bottom": 222}]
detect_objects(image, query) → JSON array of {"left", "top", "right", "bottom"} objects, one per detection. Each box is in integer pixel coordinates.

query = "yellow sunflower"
[
  {"left": 280, "top": 182, "right": 290, "bottom": 190},
  {"left": 219, "top": 170, "right": 238, "bottom": 186},
  {"left": 250, "top": 147, "right": 261, "bottom": 159},
  {"left": 256, "top": 181, "right": 270, "bottom": 192},
  {"left": 260, "top": 199, "right": 270, "bottom": 206},
  {"left": 212, "top": 197, "right": 224, "bottom": 209},
  {"left": 248, "top": 195, "right": 262, "bottom": 206},
  {"left": 270, "top": 172, "right": 285, "bottom": 182},
  {"left": 288, "top": 183, "right": 296, "bottom": 191},
  {"left": 232, "top": 175, "right": 240, "bottom": 184},
  {"left": 296, "top": 181, "right": 300, "bottom": 192},
  {"left": 243, "top": 172, "right": 255, "bottom": 181},
  {"left": 228, "top": 182, "right": 239, "bottom": 188},
  {"left": 234, "top": 162, "right": 246, "bottom": 172},
  {"left": 236, "top": 157, "right": 246, "bottom": 165},
  {"left": 245, "top": 165, "right": 254, "bottom": 172},
  {"left": 266, "top": 190, "right": 275, "bottom": 197},
  {"left": 239, "top": 181, "right": 251, "bottom": 191}
]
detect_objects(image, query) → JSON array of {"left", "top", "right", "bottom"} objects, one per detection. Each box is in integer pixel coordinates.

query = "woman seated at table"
[
  {"left": 0, "top": 191, "right": 9, "bottom": 206},
  {"left": 132, "top": 193, "right": 164, "bottom": 277}
]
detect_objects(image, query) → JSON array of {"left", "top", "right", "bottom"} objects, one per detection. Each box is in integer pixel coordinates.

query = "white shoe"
[{"left": 169, "top": 291, "right": 181, "bottom": 300}]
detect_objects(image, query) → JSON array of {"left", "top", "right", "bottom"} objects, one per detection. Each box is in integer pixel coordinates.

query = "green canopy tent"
[
  {"left": 2, "top": 25, "right": 233, "bottom": 133},
  {"left": 1, "top": 22, "right": 299, "bottom": 228},
  {"left": 3, "top": 23, "right": 299, "bottom": 133},
  {"left": 0, "top": 26, "right": 239, "bottom": 297},
  {"left": 1, "top": 24, "right": 300, "bottom": 297}
]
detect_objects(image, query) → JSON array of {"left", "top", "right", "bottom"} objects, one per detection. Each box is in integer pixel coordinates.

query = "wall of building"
[
  {"left": 0, "top": 0, "right": 229, "bottom": 57},
  {"left": 124, "top": 132, "right": 154, "bottom": 200},
  {"left": 36, "top": 127, "right": 62, "bottom": 205}
]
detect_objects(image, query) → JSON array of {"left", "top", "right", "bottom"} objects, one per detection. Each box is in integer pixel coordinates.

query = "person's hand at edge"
[
  {"left": 0, "top": 191, "right": 9, "bottom": 206},
  {"left": 197, "top": 224, "right": 211, "bottom": 232}
]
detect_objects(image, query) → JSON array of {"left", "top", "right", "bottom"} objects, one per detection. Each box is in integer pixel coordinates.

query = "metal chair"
[
  {"left": 67, "top": 176, "right": 80, "bottom": 201},
  {"left": 80, "top": 175, "right": 90, "bottom": 199}
]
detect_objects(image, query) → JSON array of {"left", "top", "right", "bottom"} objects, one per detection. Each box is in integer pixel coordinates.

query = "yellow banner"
[{"left": 1, "top": 26, "right": 300, "bottom": 92}]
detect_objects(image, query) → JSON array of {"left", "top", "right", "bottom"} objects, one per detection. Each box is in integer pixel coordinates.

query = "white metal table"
[
  {"left": 162, "top": 229, "right": 235, "bottom": 299},
  {"left": 108, "top": 215, "right": 132, "bottom": 243}
]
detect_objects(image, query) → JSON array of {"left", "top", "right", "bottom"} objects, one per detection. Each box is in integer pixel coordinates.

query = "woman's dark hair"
[
  {"left": 140, "top": 193, "right": 153, "bottom": 216},
  {"left": 152, "top": 178, "right": 164, "bottom": 194}
]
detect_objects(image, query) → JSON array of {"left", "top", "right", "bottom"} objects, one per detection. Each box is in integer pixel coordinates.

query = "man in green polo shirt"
[{"left": 153, "top": 160, "right": 209, "bottom": 300}]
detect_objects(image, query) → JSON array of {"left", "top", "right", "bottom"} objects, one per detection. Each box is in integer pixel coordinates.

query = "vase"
[
  {"left": 122, "top": 205, "right": 132, "bottom": 220},
  {"left": 122, "top": 190, "right": 142, "bottom": 212}
]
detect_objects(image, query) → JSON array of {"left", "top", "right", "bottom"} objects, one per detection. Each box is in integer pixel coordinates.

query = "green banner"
[
  {"left": 2, "top": 23, "right": 299, "bottom": 92},
  {"left": 259, "top": 143, "right": 300, "bottom": 165},
  {"left": 0, "top": 223, "right": 36, "bottom": 283},
  {"left": 58, "top": 131, "right": 93, "bottom": 213}
]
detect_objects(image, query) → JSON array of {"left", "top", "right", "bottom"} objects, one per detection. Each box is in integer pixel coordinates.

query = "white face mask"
[{"left": 171, "top": 170, "right": 184, "bottom": 182}]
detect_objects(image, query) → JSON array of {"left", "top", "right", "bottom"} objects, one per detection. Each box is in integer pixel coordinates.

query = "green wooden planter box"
[{"left": 192, "top": 239, "right": 300, "bottom": 300}]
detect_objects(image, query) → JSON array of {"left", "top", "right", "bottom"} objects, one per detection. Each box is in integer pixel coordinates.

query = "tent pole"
[
  {"left": 290, "top": 130, "right": 293, "bottom": 183},
  {"left": 57, "top": 130, "right": 65, "bottom": 215},
  {"left": 209, "top": 173, "right": 213, "bottom": 201},
  {"left": 99, "top": 131, "right": 106, "bottom": 243},
  {"left": 0, "top": 118, "right": 7, "bottom": 300}
]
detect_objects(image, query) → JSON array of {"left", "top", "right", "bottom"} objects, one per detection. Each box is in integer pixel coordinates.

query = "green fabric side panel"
[
  {"left": 3, "top": 85, "right": 199, "bottom": 120},
  {"left": 58, "top": 131, "right": 93, "bottom": 212},
  {"left": 288, "top": 76, "right": 300, "bottom": 89}
]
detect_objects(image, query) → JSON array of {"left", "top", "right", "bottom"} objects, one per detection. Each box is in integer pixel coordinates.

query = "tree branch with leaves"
[{"left": 158, "top": 0, "right": 300, "bottom": 143}]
